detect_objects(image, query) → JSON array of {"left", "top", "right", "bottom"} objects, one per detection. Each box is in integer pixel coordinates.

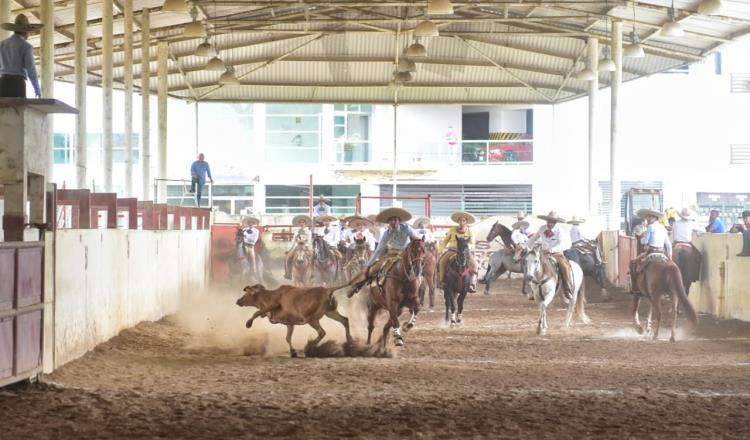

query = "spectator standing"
[
  {"left": 705, "top": 209, "right": 726, "bottom": 233},
  {"left": 0, "top": 15, "right": 42, "bottom": 98},
  {"left": 190, "top": 153, "right": 213, "bottom": 206}
]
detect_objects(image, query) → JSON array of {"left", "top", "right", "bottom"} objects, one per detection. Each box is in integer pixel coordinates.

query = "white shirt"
[
  {"left": 671, "top": 219, "right": 704, "bottom": 243},
  {"left": 318, "top": 225, "right": 340, "bottom": 247},
  {"left": 570, "top": 225, "right": 583, "bottom": 243},
  {"left": 511, "top": 228, "right": 528, "bottom": 246},
  {"left": 527, "top": 224, "right": 566, "bottom": 254},
  {"left": 347, "top": 228, "right": 376, "bottom": 251},
  {"left": 313, "top": 203, "right": 331, "bottom": 218},
  {"left": 0, "top": 34, "right": 41, "bottom": 96},
  {"left": 242, "top": 227, "right": 259, "bottom": 246},
  {"left": 413, "top": 227, "right": 436, "bottom": 243}
]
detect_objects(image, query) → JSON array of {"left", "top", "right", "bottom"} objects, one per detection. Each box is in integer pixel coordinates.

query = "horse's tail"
[
  {"left": 327, "top": 283, "right": 354, "bottom": 299},
  {"left": 669, "top": 265, "right": 698, "bottom": 328}
]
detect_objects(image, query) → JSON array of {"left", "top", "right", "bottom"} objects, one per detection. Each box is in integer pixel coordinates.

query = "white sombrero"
[
  {"left": 375, "top": 207, "right": 412, "bottom": 223},
  {"left": 345, "top": 215, "right": 372, "bottom": 228},
  {"left": 243, "top": 216, "right": 260, "bottom": 225},
  {"left": 316, "top": 215, "right": 337, "bottom": 223},
  {"left": 1, "top": 14, "right": 43, "bottom": 32},
  {"left": 567, "top": 215, "right": 586, "bottom": 225},
  {"left": 637, "top": 209, "right": 662, "bottom": 219},
  {"left": 317, "top": 195, "right": 329, "bottom": 203},
  {"left": 413, "top": 216, "right": 431, "bottom": 228},
  {"left": 678, "top": 208, "right": 696, "bottom": 220},
  {"left": 292, "top": 214, "right": 312, "bottom": 227},
  {"left": 537, "top": 211, "right": 566, "bottom": 223},
  {"left": 450, "top": 211, "right": 477, "bottom": 224},
  {"left": 512, "top": 220, "right": 529, "bottom": 230},
  {"left": 516, "top": 211, "right": 526, "bottom": 221}
]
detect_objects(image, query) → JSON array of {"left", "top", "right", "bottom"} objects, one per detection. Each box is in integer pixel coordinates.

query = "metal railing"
[
  {"left": 154, "top": 178, "right": 213, "bottom": 208},
  {"left": 730, "top": 144, "right": 750, "bottom": 164},
  {"left": 730, "top": 73, "right": 750, "bottom": 93}
]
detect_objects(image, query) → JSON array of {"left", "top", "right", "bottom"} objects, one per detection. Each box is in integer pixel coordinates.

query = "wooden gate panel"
[
  {"left": 0, "top": 249, "right": 14, "bottom": 311},
  {"left": 0, "top": 317, "right": 12, "bottom": 378},
  {"left": 617, "top": 235, "right": 636, "bottom": 287},
  {"left": 15, "top": 310, "right": 42, "bottom": 375},
  {"left": 16, "top": 247, "right": 43, "bottom": 308}
]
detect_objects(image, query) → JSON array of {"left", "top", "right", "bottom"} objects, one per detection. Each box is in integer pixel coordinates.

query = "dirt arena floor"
[{"left": 2, "top": 279, "right": 750, "bottom": 439}]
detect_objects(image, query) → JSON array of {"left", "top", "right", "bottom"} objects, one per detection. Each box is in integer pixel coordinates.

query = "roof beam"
[{"left": 192, "top": 1, "right": 626, "bottom": 7}]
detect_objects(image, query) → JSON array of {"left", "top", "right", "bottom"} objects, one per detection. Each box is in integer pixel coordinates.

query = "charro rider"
[
  {"left": 631, "top": 208, "right": 673, "bottom": 294},
  {"left": 344, "top": 215, "right": 376, "bottom": 251},
  {"left": 283, "top": 214, "right": 313, "bottom": 280},
  {"left": 349, "top": 207, "right": 421, "bottom": 291},
  {"left": 526, "top": 211, "right": 574, "bottom": 298},
  {"left": 240, "top": 216, "right": 261, "bottom": 273},
  {"left": 413, "top": 216, "right": 437, "bottom": 244},
  {"left": 312, "top": 195, "right": 331, "bottom": 220},
  {"left": 316, "top": 215, "right": 343, "bottom": 260},
  {"left": 511, "top": 217, "right": 530, "bottom": 260},
  {"left": 671, "top": 208, "right": 704, "bottom": 245},
  {"left": 437, "top": 211, "right": 479, "bottom": 293}
]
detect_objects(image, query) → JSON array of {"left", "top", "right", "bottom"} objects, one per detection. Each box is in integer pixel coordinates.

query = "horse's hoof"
[
  {"left": 635, "top": 326, "right": 644, "bottom": 335},
  {"left": 290, "top": 351, "right": 298, "bottom": 358},
  {"left": 669, "top": 336, "right": 676, "bottom": 343},
  {"left": 394, "top": 337, "right": 404, "bottom": 347},
  {"left": 456, "top": 314, "right": 463, "bottom": 324},
  {"left": 245, "top": 319, "right": 253, "bottom": 328},
  {"left": 483, "top": 290, "right": 490, "bottom": 296}
]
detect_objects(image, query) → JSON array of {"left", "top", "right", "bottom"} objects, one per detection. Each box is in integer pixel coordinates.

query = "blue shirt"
[
  {"left": 190, "top": 160, "right": 212, "bottom": 185},
  {"left": 707, "top": 218, "right": 725, "bottom": 233},
  {"left": 641, "top": 221, "right": 672, "bottom": 256},
  {"left": 367, "top": 223, "right": 421, "bottom": 267},
  {"left": 0, "top": 34, "right": 40, "bottom": 97}
]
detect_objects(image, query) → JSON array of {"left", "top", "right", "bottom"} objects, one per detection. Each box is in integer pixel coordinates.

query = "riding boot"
[{"left": 554, "top": 254, "right": 574, "bottom": 299}]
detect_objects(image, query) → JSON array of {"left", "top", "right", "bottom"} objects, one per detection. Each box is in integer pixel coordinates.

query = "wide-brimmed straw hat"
[
  {"left": 678, "top": 208, "right": 696, "bottom": 220},
  {"left": 516, "top": 211, "right": 526, "bottom": 220},
  {"left": 637, "top": 209, "right": 662, "bottom": 219},
  {"left": 243, "top": 216, "right": 260, "bottom": 225},
  {"left": 413, "top": 216, "right": 431, "bottom": 228},
  {"left": 450, "top": 211, "right": 476, "bottom": 224},
  {"left": 316, "top": 215, "right": 337, "bottom": 223},
  {"left": 292, "top": 214, "right": 312, "bottom": 227},
  {"left": 375, "top": 207, "right": 412, "bottom": 223},
  {"left": 346, "top": 215, "right": 372, "bottom": 228},
  {"left": 317, "top": 195, "right": 329, "bottom": 203},
  {"left": 512, "top": 220, "right": 529, "bottom": 230},
  {"left": 1, "top": 14, "right": 43, "bottom": 32},
  {"left": 537, "top": 211, "right": 566, "bottom": 223},
  {"left": 567, "top": 215, "right": 586, "bottom": 225}
]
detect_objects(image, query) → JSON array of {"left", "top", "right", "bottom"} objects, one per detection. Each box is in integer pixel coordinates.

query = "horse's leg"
[
  {"left": 418, "top": 282, "right": 426, "bottom": 308},
  {"left": 537, "top": 302, "right": 546, "bottom": 335},
  {"left": 652, "top": 295, "right": 662, "bottom": 341},
  {"left": 443, "top": 287, "right": 451, "bottom": 324},
  {"left": 285, "top": 325, "right": 297, "bottom": 358},
  {"left": 670, "top": 290, "right": 679, "bottom": 343},
  {"left": 633, "top": 294, "right": 644, "bottom": 334},
  {"left": 576, "top": 278, "right": 591, "bottom": 324},
  {"left": 367, "top": 299, "right": 377, "bottom": 345},
  {"left": 325, "top": 305, "right": 353, "bottom": 344},
  {"left": 645, "top": 299, "right": 654, "bottom": 337},
  {"left": 308, "top": 319, "right": 327, "bottom": 346},
  {"left": 483, "top": 264, "right": 496, "bottom": 295},
  {"left": 564, "top": 288, "right": 577, "bottom": 328},
  {"left": 456, "top": 288, "right": 467, "bottom": 324},
  {"left": 449, "top": 289, "right": 458, "bottom": 327}
]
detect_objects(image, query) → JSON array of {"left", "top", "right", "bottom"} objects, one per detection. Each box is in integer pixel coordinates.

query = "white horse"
[{"left": 524, "top": 244, "right": 591, "bottom": 335}]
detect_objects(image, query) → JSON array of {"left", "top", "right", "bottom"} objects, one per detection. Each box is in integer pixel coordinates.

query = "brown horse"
[
  {"left": 343, "top": 237, "right": 371, "bottom": 283},
  {"left": 312, "top": 235, "right": 338, "bottom": 287},
  {"left": 672, "top": 243, "right": 702, "bottom": 296},
  {"left": 291, "top": 244, "right": 313, "bottom": 287},
  {"left": 363, "top": 239, "right": 426, "bottom": 348},
  {"left": 418, "top": 241, "right": 438, "bottom": 311},
  {"left": 630, "top": 255, "right": 698, "bottom": 342}
]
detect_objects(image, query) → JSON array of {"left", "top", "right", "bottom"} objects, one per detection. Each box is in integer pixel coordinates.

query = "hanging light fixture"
[
  {"left": 427, "top": 0, "right": 454, "bottom": 15},
  {"left": 575, "top": 60, "right": 596, "bottom": 81},
  {"left": 184, "top": 7, "right": 206, "bottom": 38},
  {"left": 406, "top": 42, "right": 427, "bottom": 58},
  {"left": 195, "top": 37, "right": 214, "bottom": 57},
  {"left": 698, "top": 0, "right": 723, "bottom": 16},
  {"left": 660, "top": 1, "right": 684, "bottom": 37},
  {"left": 415, "top": 20, "right": 439, "bottom": 37},
  {"left": 397, "top": 58, "right": 417, "bottom": 72},
  {"left": 219, "top": 66, "right": 240, "bottom": 85},
  {"left": 624, "top": 2, "right": 645, "bottom": 58},
  {"left": 163, "top": 0, "right": 189, "bottom": 13},
  {"left": 394, "top": 71, "right": 413, "bottom": 82},
  {"left": 206, "top": 54, "right": 225, "bottom": 71},
  {"left": 598, "top": 15, "right": 615, "bottom": 73}
]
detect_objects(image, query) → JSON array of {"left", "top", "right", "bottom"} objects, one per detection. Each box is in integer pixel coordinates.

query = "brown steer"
[{"left": 236, "top": 284, "right": 353, "bottom": 357}]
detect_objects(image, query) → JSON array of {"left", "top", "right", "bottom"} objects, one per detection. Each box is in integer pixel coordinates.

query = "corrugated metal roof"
[{"left": 19, "top": 0, "right": 750, "bottom": 104}]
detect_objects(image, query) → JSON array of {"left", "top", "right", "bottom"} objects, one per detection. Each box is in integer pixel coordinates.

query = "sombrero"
[
  {"left": 375, "top": 207, "right": 412, "bottom": 223},
  {"left": 516, "top": 211, "right": 526, "bottom": 220},
  {"left": 317, "top": 195, "right": 329, "bottom": 203},
  {"left": 567, "top": 215, "right": 586, "bottom": 225},
  {"left": 678, "top": 208, "right": 696, "bottom": 220},
  {"left": 292, "top": 214, "right": 312, "bottom": 227},
  {"left": 537, "top": 211, "right": 566, "bottom": 223},
  {"left": 316, "top": 215, "right": 337, "bottom": 223},
  {"left": 512, "top": 220, "right": 529, "bottom": 230},
  {"left": 450, "top": 211, "right": 476, "bottom": 224},
  {"left": 1, "top": 14, "right": 43, "bottom": 32},
  {"left": 637, "top": 209, "right": 662, "bottom": 219},
  {"left": 413, "top": 216, "right": 431, "bottom": 228},
  {"left": 244, "top": 216, "right": 260, "bottom": 225},
  {"left": 346, "top": 215, "right": 372, "bottom": 228}
]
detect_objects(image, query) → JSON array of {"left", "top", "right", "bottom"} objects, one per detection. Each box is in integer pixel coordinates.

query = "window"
[
  {"left": 730, "top": 144, "right": 750, "bottom": 164},
  {"left": 265, "top": 104, "right": 322, "bottom": 163},
  {"left": 460, "top": 108, "right": 534, "bottom": 164},
  {"left": 53, "top": 133, "right": 74, "bottom": 164},
  {"left": 166, "top": 184, "right": 254, "bottom": 214},
  {"left": 265, "top": 184, "right": 359, "bottom": 215},
  {"left": 113, "top": 133, "right": 140, "bottom": 164},
  {"left": 334, "top": 104, "right": 372, "bottom": 164}
]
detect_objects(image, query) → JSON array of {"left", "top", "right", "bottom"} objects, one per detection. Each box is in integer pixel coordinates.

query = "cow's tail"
[
  {"left": 669, "top": 265, "right": 698, "bottom": 328},
  {"left": 327, "top": 283, "right": 355, "bottom": 301}
]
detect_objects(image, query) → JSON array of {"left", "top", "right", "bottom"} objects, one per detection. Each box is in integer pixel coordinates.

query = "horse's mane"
[
  {"left": 488, "top": 222, "right": 514, "bottom": 248},
  {"left": 312, "top": 235, "right": 330, "bottom": 260}
]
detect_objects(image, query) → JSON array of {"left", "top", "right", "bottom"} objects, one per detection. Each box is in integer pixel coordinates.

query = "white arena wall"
[{"left": 52, "top": 229, "right": 210, "bottom": 368}]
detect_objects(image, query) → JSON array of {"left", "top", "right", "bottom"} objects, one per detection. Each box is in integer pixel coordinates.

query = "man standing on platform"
[
  {"left": 190, "top": 153, "right": 213, "bottom": 206},
  {"left": 0, "top": 15, "right": 42, "bottom": 98}
]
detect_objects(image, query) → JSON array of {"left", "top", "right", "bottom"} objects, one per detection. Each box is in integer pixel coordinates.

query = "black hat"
[{"left": 742, "top": 210, "right": 750, "bottom": 219}]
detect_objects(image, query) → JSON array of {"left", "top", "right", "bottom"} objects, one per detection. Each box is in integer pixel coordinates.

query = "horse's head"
[
  {"left": 403, "top": 238, "right": 426, "bottom": 279},
  {"left": 425, "top": 241, "right": 437, "bottom": 256},
  {"left": 312, "top": 235, "right": 328, "bottom": 261},
  {"left": 524, "top": 243, "right": 544, "bottom": 281},
  {"left": 455, "top": 237, "right": 470, "bottom": 270},
  {"left": 486, "top": 221, "right": 500, "bottom": 242}
]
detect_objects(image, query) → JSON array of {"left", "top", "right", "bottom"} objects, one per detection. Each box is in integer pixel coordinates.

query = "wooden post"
[
  {"left": 157, "top": 41, "right": 168, "bottom": 203},
  {"left": 610, "top": 21, "right": 623, "bottom": 231},
  {"left": 102, "top": 0, "right": 113, "bottom": 192},
  {"left": 587, "top": 37, "right": 599, "bottom": 214},
  {"left": 74, "top": 0, "right": 87, "bottom": 188},
  {"left": 141, "top": 8, "right": 151, "bottom": 200},
  {"left": 0, "top": 0, "right": 10, "bottom": 40}
]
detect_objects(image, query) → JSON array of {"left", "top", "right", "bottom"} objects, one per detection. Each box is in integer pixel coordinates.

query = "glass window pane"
[
  {"left": 334, "top": 126, "right": 345, "bottom": 138},
  {"left": 234, "top": 200, "right": 253, "bottom": 214},
  {"left": 266, "top": 115, "right": 319, "bottom": 131},
  {"left": 334, "top": 115, "right": 345, "bottom": 125},
  {"left": 266, "top": 132, "right": 320, "bottom": 148},
  {"left": 265, "top": 148, "right": 319, "bottom": 163},
  {"left": 334, "top": 104, "right": 344, "bottom": 111},
  {"left": 266, "top": 104, "right": 322, "bottom": 114},
  {"left": 213, "top": 185, "right": 254, "bottom": 196},
  {"left": 213, "top": 200, "right": 231, "bottom": 214}
]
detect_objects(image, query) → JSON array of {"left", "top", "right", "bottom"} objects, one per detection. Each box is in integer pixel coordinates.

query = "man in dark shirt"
[{"left": 737, "top": 210, "right": 750, "bottom": 257}]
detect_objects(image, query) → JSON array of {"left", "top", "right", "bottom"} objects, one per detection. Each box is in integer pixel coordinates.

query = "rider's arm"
[
  {"left": 440, "top": 228, "right": 453, "bottom": 251},
  {"left": 664, "top": 237, "right": 673, "bottom": 258},
  {"left": 367, "top": 231, "right": 388, "bottom": 267},
  {"left": 467, "top": 229, "right": 475, "bottom": 248},
  {"left": 641, "top": 225, "right": 653, "bottom": 245}
]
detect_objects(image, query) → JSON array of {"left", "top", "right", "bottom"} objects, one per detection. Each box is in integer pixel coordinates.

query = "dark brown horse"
[
  {"left": 312, "top": 235, "right": 338, "bottom": 286},
  {"left": 364, "top": 239, "right": 426, "bottom": 348},
  {"left": 672, "top": 243, "right": 702, "bottom": 296},
  {"left": 630, "top": 255, "right": 698, "bottom": 342},
  {"left": 418, "top": 241, "right": 438, "bottom": 311}
]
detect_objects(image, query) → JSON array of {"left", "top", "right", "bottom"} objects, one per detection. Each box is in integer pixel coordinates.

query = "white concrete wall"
[
  {"left": 690, "top": 233, "right": 750, "bottom": 322},
  {"left": 53, "top": 229, "right": 210, "bottom": 367}
]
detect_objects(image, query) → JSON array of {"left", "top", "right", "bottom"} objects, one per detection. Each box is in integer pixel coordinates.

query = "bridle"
[
  {"left": 526, "top": 247, "right": 554, "bottom": 286},
  {"left": 399, "top": 240, "right": 426, "bottom": 282}
]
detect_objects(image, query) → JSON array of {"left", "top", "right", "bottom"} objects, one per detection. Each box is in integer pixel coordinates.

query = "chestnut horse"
[
  {"left": 630, "top": 255, "right": 698, "bottom": 342},
  {"left": 672, "top": 243, "right": 702, "bottom": 296},
  {"left": 312, "top": 235, "right": 338, "bottom": 287},
  {"left": 418, "top": 241, "right": 438, "bottom": 311},
  {"left": 362, "top": 239, "right": 426, "bottom": 348},
  {"left": 343, "top": 237, "right": 371, "bottom": 283},
  {"left": 291, "top": 243, "right": 313, "bottom": 287}
]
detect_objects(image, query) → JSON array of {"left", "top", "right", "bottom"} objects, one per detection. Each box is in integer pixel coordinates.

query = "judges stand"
[{"left": 0, "top": 98, "right": 77, "bottom": 387}]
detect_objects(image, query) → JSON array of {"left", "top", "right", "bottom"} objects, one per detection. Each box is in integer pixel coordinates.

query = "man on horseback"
[
  {"left": 316, "top": 215, "right": 343, "bottom": 258},
  {"left": 343, "top": 216, "right": 376, "bottom": 251},
  {"left": 566, "top": 215, "right": 603, "bottom": 266},
  {"left": 239, "top": 216, "right": 261, "bottom": 277},
  {"left": 413, "top": 216, "right": 436, "bottom": 244},
  {"left": 630, "top": 208, "right": 673, "bottom": 294},
  {"left": 672, "top": 208, "right": 704, "bottom": 244},
  {"left": 284, "top": 215, "right": 313, "bottom": 280},
  {"left": 349, "top": 208, "right": 422, "bottom": 291},
  {"left": 312, "top": 195, "right": 331, "bottom": 220},
  {"left": 437, "top": 212, "right": 479, "bottom": 293},
  {"left": 526, "top": 211, "right": 574, "bottom": 299}
]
